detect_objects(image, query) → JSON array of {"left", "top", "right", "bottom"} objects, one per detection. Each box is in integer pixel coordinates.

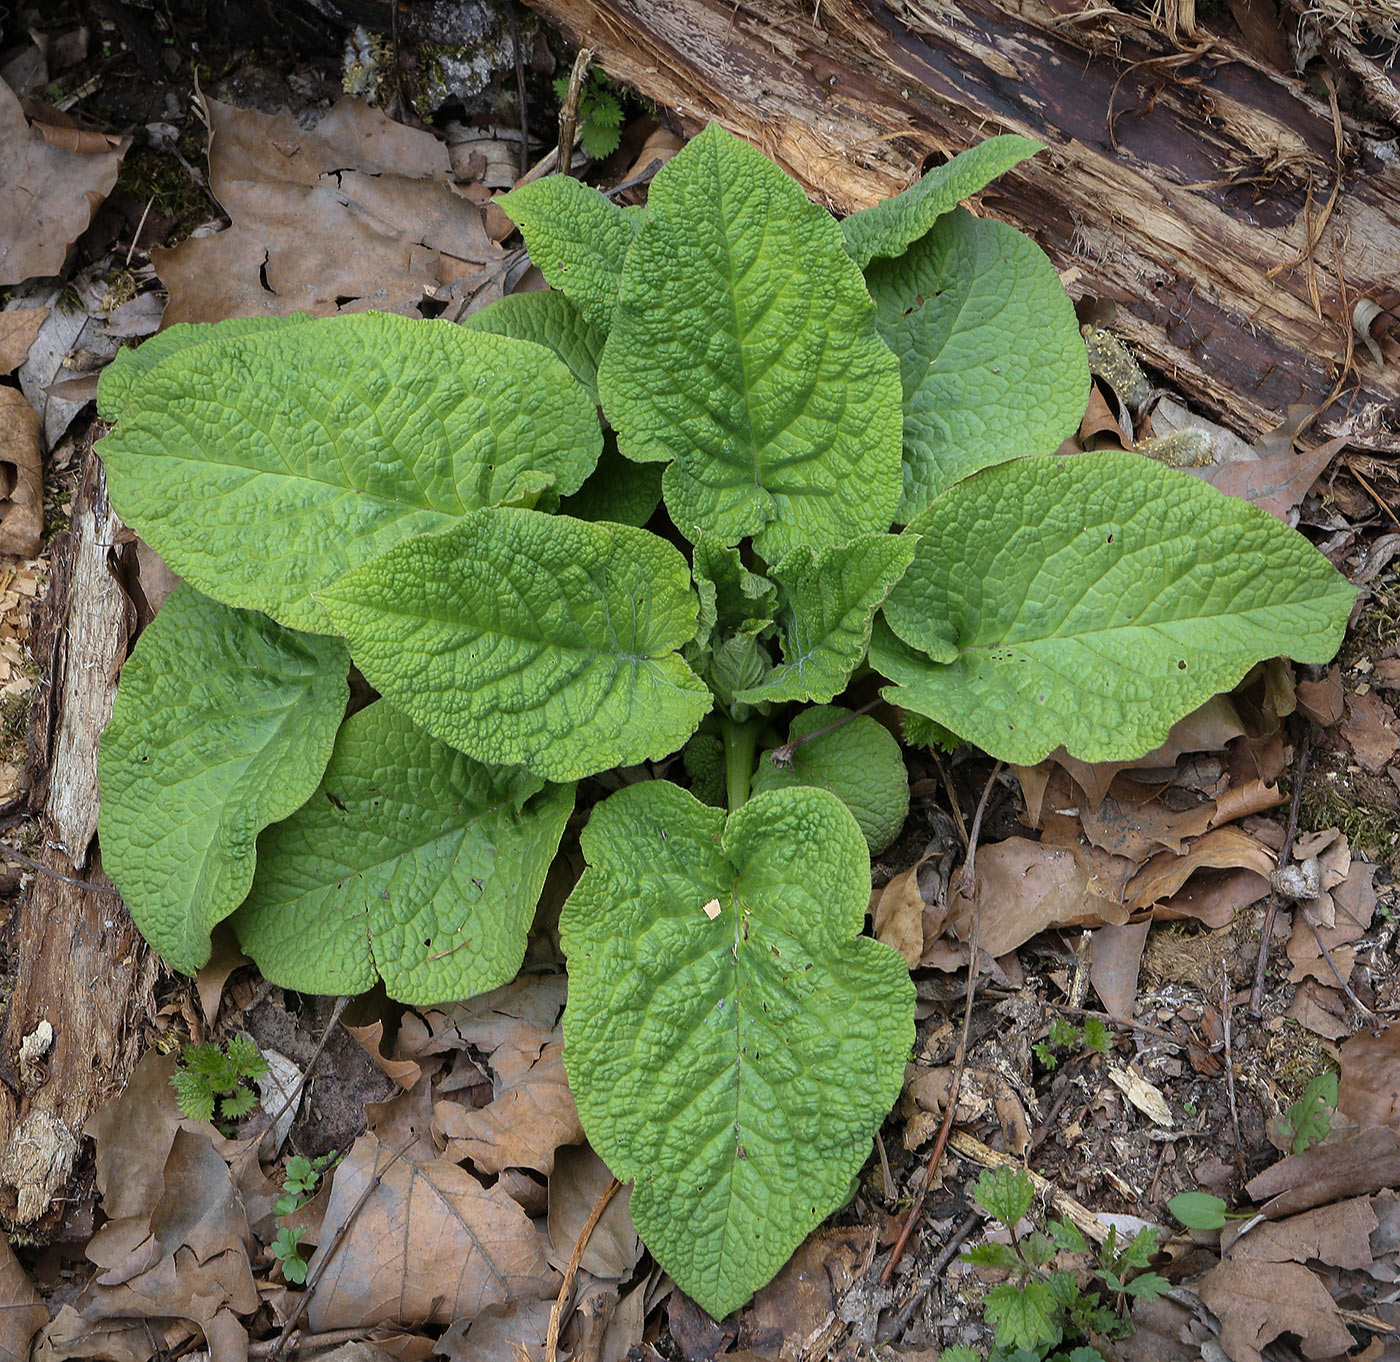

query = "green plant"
[
  {"left": 1167, "top": 1190, "right": 1261, "bottom": 1230},
  {"left": 94, "top": 126, "right": 1353, "bottom": 1317},
  {"left": 171, "top": 1037, "right": 267, "bottom": 1125},
  {"left": 274, "top": 1151, "right": 339, "bottom": 1215},
  {"left": 956, "top": 1167, "right": 1168, "bottom": 1362},
  {"left": 555, "top": 69, "right": 624, "bottom": 158},
  {"left": 1034, "top": 1017, "right": 1113, "bottom": 1069},
  {"left": 271, "top": 1226, "right": 309, "bottom": 1284},
  {"left": 1281, "top": 1069, "right": 1337, "bottom": 1153}
]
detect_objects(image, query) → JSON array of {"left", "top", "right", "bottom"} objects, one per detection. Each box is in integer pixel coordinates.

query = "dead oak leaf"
[
  {"left": 0, "top": 82, "right": 125, "bottom": 284},
  {"left": 1229, "top": 1197, "right": 1378, "bottom": 1271},
  {"left": 1197, "top": 1258, "right": 1353, "bottom": 1362},
  {"left": 305, "top": 1134, "right": 557, "bottom": 1332},
  {"left": 0, "top": 1237, "right": 47, "bottom": 1362}
]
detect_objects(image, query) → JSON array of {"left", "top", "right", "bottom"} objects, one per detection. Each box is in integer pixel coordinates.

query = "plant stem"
[{"left": 721, "top": 716, "right": 763, "bottom": 810}]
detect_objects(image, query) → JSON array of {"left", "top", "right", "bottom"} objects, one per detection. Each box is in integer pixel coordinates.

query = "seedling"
[
  {"left": 954, "top": 1167, "right": 1168, "bottom": 1362},
  {"left": 271, "top": 1226, "right": 309, "bottom": 1285},
  {"left": 555, "top": 68, "right": 624, "bottom": 159},
  {"left": 171, "top": 1037, "right": 267, "bottom": 1127},
  {"left": 273, "top": 1150, "right": 339, "bottom": 1215},
  {"left": 1033, "top": 1016, "right": 1113, "bottom": 1070},
  {"left": 1167, "top": 1190, "right": 1259, "bottom": 1230},
  {"left": 95, "top": 126, "right": 1352, "bottom": 1318}
]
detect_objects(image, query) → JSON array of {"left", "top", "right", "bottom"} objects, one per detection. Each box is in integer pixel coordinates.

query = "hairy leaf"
[
  {"left": 463, "top": 289, "right": 606, "bottom": 399},
  {"left": 100, "top": 313, "right": 602, "bottom": 632},
  {"left": 234, "top": 703, "right": 573, "bottom": 1004},
  {"left": 318, "top": 508, "right": 711, "bottom": 782},
  {"left": 866, "top": 208, "right": 1089, "bottom": 522},
  {"left": 875, "top": 453, "right": 1354, "bottom": 764},
  {"left": 98, "top": 584, "right": 348, "bottom": 972},
  {"left": 735, "top": 534, "right": 916, "bottom": 705},
  {"left": 561, "top": 780, "right": 913, "bottom": 1318},
  {"left": 97, "top": 314, "right": 316, "bottom": 421},
  {"left": 751, "top": 706, "right": 909, "bottom": 854},
  {"left": 841, "top": 134, "right": 1044, "bottom": 268},
  {"left": 558, "top": 437, "right": 664, "bottom": 527},
  {"left": 598, "top": 123, "right": 903, "bottom": 558},
  {"left": 496, "top": 176, "right": 640, "bottom": 329}
]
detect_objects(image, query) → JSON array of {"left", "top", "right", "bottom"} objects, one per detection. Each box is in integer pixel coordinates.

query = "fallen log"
[{"left": 521, "top": 0, "right": 1400, "bottom": 451}]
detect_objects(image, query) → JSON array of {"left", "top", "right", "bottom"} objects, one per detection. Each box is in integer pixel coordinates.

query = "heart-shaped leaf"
[
  {"left": 234, "top": 703, "right": 573, "bottom": 1004},
  {"left": 561, "top": 780, "right": 913, "bottom": 1318},
  {"left": 98, "top": 584, "right": 348, "bottom": 972}
]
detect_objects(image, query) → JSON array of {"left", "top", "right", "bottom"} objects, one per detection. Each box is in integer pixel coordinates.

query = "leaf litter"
[{"left": 5, "top": 6, "right": 1400, "bottom": 1361}]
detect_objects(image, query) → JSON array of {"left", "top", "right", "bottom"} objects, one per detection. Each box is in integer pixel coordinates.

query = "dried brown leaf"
[
  {"left": 32, "top": 1306, "right": 182, "bottom": 1362},
  {"left": 547, "top": 1144, "right": 640, "bottom": 1282},
  {"left": 1090, "top": 920, "right": 1150, "bottom": 1022},
  {"left": 1230, "top": 1197, "right": 1378, "bottom": 1269},
  {"left": 0, "top": 308, "right": 47, "bottom": 373},
  {"left": 154, "top": 98, "right": 494, "bottom": 325},
  {"left": 1196, "top": 1258, "right": 1354, "bottom": 1362},
  {"left": 873, "top": 856, "right": 939, "bottom": 968},
  {"left": 84, "top": 1050, "right": 185, "bottom": 1221},
  {"left": 741, "top": 1228, "right": 871, "bottom": 1358},
  {"left": 435, "top": 1298, "right": 554, "bottom": 1362},
  {"left": 1340, "top": 692, "right": 1400, "bottom": 773},
  {"left": 1339, "top": 1027, "right": 1400, "bottom": 1130},
  {"left": 1296, "top": 666, "right": 1345, "bottom": 726},
  {"left": 0, "top": 388, "right": 43, "bottom": 557},
  {"left": 1125, "top": 826, "right": 1275, "bottom": 911},
  {"left": 0, "top": 80, "right": 125, "bottom": 283},
  {"left": 305, "top": 1134, "right": 557, "bottom": 1331},
  {"left": 0, "top": 1237, "right": 47, "bottom": 1362},
  {"left": 1246, "top": 1127, "right": 1400, "bottom": 1215}
]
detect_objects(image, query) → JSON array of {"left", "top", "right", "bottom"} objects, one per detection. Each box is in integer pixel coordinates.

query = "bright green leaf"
[
  {"left": 496, "top": 176, "right": 639, "bottom": 329},
  {"left": 463, "top": 289, "right": 606, "bottom": 399},
  {"left": 318, "top": 508, "right": 711, "bottom": 782},
  {"left": 939, "top": 1348, "right": 983, "bottom": 1362},
  {"left": 1124, "top": 1272, "right": 1171, "bottom": 1300},
  {"left": 98, "top": 584, "right": 348, "bottom": 973},
  {"left": 876, "top": 453, "right": 1355, "bottom": 765},
  {"left": 973, "top": 1166, "right": 1035, "bottom": 1225},
  {"left": 735, "top": 534, "right": 917, "bottom": 705},
  {"left": 751, "top": 706, "right": 909, "bottom": 854},
  {"left": 985, "top": 1281, "right": 1060, "bottom": 1352},
  {"left": 1167, "top": 1192, "right": 1229, "bottom": 1230},
  {"left": 1051, "top": 1219, "right": 1086, "bottom": 1253},
  {"left": 561, "top": 780, "right": 914, "bottom": 1318},
  {"left": 171, "top": 1069, "right": 216, "bottom": 1124},
  {"left": 220, "top": 1087, "right": 258, "bottom": 1119},
  {"left": 841, "top": 134, "right": 1044, "bottom": 269},
  {"left": 866, "top": 208, "right": 1089, "bottom": 523},
  {"left": 234, "top": 703, "right": 573, "bottom": 1004},
  {"left": 1285, "top": 1070, "right": 1337, "bottom": 1153},
  {"left": 1022, "top": 1232, "right": 1058, "bottom": 1267},
  {"left": 96, "top": 314, "right": 314, "bottom": 421},
  {"left": 558, "top": 437, "right": 664, "bottom": 528},
  {"left": 960, "top": 1243, "right": 1018, "bottom": 1270},
  {"left": 598, "top": 123, "right": 903, "bottom": 559},
  {"left": 100, "top": 313, "right": 602, "bottom": 633}
]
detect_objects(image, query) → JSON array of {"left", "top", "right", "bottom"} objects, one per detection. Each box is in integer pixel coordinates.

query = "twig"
[
  {"left": 1220, "top": 966, "right": 1243, "bottom": 1158},
  {"left": 881, "top": 761, "right": 1002, "bottom": 1284},
  {"left": 876, "top": 1207, "right": 982, "bottom": 1343},
  {"left": 769, "top": 699, "right": 879, "bottom": 769},
  {"left": 507, "top": 2, "right": 529, "bottom": 178},
  {"left": 249, "top": 1329, "right": 375, "bottom": 1356},
  {"left": 268, "top": 1139, "right": 417, "bottom": 1361},
  {"left": 602, "top": 158, "right": 665, "bottom": 199},
  {"left": 556, "top": 47, "right": 593, "bottom": 177},
  {"left": 1303, "top": 912, "right": 1378, "bottom": 1021},
  {"left": 545, "top": 1176, "right": 621, "bottom": 1362},
  {"left": 0, "top": 843, "right": 122, "bottom": 897},
  {"left": 1250, "top": 730, "right": 1310, "bottom": 1016},
  {"left": 929, "top": 749, "right": 968, "bottom": 850}
]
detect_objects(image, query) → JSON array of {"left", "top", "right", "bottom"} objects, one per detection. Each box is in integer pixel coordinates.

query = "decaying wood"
[
  {"left": 522, "top": 0, "right": 1400, "bottom": 450},
  {"left": 0, "top": 451, "right": 156, "bottom": 1226}
]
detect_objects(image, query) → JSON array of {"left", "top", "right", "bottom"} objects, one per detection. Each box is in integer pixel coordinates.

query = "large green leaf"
[
  {"left": 558, "top": 436, "right": 664, "bottom": 528},
  {"left": 840, "top": 134, "right": 1044, "bottom": 269},
  {"left": 100, "top": 313, "right": 602, "bottom": 633},
  {"left": 874, "top": 452, "right": 1356, "bottom": 764},
  {"left": 597, "top": 123, "right": 903, "bottom": 559},
  {"left": 97, "top": 584, "right": 349, "bottom": 973},
  {"left": 233, "top": 703, "right": 573, "bottom": 1004},
  {"left": 750, "top": 706, "right": 910, "bottom": 854},
  {"left": 734, "top": 534, "right": 916, "bottom": 705},
  {"left": 866, "top": 208, "right": 1089, "bottom": 524},
  {"left": 561, "top": 780, "right": 913, "bottom": 1318},
  {"left": 463, "top": 289, "right": 606, "bottom": 400},
  {"left": 318, "top": 507, "right": 712, "bottom": 782},
  {"left": 97, "top": 315, "right": 314, "bottom": 421},
  {"left": 496, "top": 177, "right": 640, "bottom": 330}
]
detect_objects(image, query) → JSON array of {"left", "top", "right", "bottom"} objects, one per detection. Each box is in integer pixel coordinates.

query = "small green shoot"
[
  {"left": 170, "top": 1037, "right": 267, "bottom": 1127},
  {"left": 1167, "top": 1191, "right": 1258, "bottom": 1230},
  {"left": 273, "top": 1150, "right": 339, "bottom": 1216},
  {"left": 271, "top": 1226, "right": 309, "bottom": 1284},
  {"left": 1034, "top": 1016, "right": 1114, "bottom": 1070},
  {"left": 554, "top": 69, "right": 624, "bottom": 159},
  {"left": 1282, "top": 1070, "right": 1337, "bottom": 1154},
  {"left": 956, "top": 1168, "right": 1168, "bottom": 1362}
]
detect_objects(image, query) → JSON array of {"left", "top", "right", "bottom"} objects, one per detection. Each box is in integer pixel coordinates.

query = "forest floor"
[{"left": 1, "top": 2, "right": 1399, "bottom": 1360}]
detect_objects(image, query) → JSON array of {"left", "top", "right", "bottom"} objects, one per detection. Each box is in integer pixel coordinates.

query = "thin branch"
[
  {"left": 507, "top": 1, "right": 529, "bottom": 178},
  {"left": 0, "top": 843, "right": 122, "bottom": 897},
  {"left": 556, "top": 48, "right": 593, "bottom": 177},
  {"left": 255, "top": 996, "right": 350, "bottom": 1137},
  {"left": 768, "top": 699, "right": 879, "bottom": 769},
  {"left": 881, "top": 760, "right": 1003, "bottom": 1284},
  {"left": 545, "top": 1176, "right": 622, "bottom": 1362},
  {"left": 1220, "top": 965, "right": 1243, "bottom": 1161}
]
